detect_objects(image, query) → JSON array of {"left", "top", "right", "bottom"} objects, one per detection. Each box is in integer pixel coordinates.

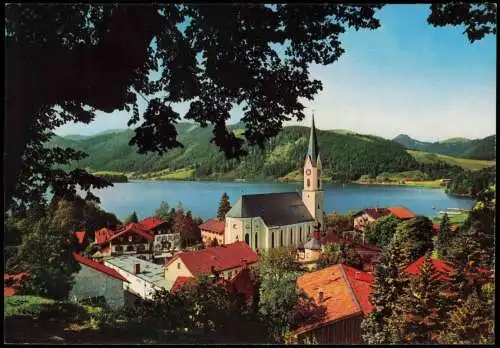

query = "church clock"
[{"left": 305, "top": 169, "right": 311, "bottom": 175}]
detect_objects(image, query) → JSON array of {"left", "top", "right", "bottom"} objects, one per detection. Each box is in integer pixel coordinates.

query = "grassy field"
[
  {"left": 408, "top": 150, "right": 495, "bottom": 170},
  {"left": 431, "top": 211, "right": 469, "bottom": 225}
]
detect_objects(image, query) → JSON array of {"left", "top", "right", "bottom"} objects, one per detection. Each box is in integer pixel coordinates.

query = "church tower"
[{"left": 302, "top": 114, "right": 325, "bottom": 231}]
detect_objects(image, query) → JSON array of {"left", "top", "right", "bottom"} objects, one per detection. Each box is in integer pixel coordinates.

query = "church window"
[
  {"left": 280, "top": 230, "right": 283, "bottom": 246},
  {"left": 233, "top": 224, "right": 237, "bottom": 229},
  {"left": 307, "top": 179, "right": 310, "bottom": 187},
  {"left": 271, "top": 232, "right": 275, "bottom": 248},
  {"left": 289, "top": 229, "right": 293, "bottom": 244},
  {"left": 245, "top": 233, "right": 249, "bottom": 245},
  {"left": 318, "top": 179, "right": 320, "bottom": 188},
  {"left": 255, "top": 233, "right": 258, "bottom": 249}
]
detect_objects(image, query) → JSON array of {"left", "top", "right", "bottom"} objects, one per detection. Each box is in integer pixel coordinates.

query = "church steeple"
[{"left": 307, "top": 113, "right": 320, "bottom": 166}]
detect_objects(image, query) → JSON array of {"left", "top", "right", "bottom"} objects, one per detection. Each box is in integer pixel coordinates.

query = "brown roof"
[
  {"left": 293, "top": 264, "right": 375, "bottom": 335},
  {"left": 199, "top": 219, "right": 225, "bottom": 235}
]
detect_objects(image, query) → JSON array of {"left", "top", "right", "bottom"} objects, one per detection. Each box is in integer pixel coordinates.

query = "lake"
[{"left": 88, "top": 180, "right": 475, "bottom": 221}]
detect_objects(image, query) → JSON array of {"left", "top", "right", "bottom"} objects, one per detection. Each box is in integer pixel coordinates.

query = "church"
[{"left": 224, "top": 115, "right": 325, "bottom": 251}]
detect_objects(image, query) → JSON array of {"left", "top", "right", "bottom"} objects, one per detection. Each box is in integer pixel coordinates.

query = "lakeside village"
[{"left": 5, "top": 117, "right": 495, "bottom": 344}]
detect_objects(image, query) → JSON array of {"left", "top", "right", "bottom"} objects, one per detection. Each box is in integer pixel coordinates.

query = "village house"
[
  {"left": 104, "top": 255, "right": 174, "bottom": 302},
  {"left": 291, "top": 264, "right": 375, "bottom": 344},
  {"left": 353, "top": 206, "right": 416, "bottom": 233},
  {"left": 164, "top": 241, "right": 258, "bottom": 283},
  {"left": 70, "top": 252, "right": 129, "bottom": 309},
  {"left": 224, "top": 115, "right": 324, "bottom": 251},
  {"left": 199, "top": 219, "right": 225, "bottom": 247},
  {"left": 4, "top": 272, "right": 29, "bottom": 298}
]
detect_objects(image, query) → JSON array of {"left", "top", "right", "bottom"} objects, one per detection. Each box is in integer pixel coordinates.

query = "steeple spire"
[{"left": 307, "top": 112, "right": 320, "bottom": 166}]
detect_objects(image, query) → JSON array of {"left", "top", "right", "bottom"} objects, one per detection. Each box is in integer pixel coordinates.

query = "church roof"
[
  {"left": 225, "top": 192, "right": 314, "bottom": 227},
  {"left": 307, "top": 114, "right": 320, "bottom": 166}
]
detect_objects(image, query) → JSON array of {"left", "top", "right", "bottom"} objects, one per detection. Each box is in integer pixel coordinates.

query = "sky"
[{"left": 55, "top": 4, "right": 496, "bottom": 142}]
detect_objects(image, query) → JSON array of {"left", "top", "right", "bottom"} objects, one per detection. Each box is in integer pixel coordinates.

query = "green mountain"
[
  {"left": 48, "top": 123, "right": 429, "bottom": 182},
  {"left": 393, "top": 134, "right": 496, "bottom": 160}
]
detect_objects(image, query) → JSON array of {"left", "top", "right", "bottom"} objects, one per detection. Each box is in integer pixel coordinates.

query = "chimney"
[
  {"left": 134, "top": 263, "right": 140, "bottom": 275},
  {"left": 318, "top": 290, "right": 324, "bottom": 303}
]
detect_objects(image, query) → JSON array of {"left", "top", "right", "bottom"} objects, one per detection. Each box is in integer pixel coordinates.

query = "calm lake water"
[{"left": 88, "top": 180, "right": 475, "bottom": 221}]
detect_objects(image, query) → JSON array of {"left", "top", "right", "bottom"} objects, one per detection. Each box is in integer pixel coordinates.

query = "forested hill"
[
  {"left": 48, "top": 123, "right": 461, "bottom": 182},
  {"left": 393, "top": 134, "right": 496, "bottom": 160}
]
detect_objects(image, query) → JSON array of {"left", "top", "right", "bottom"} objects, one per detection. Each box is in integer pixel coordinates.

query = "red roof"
[
  {"left": 230, "top": 267, "right": 256, "bottom": 302},
  {"left": 95, "top": 227, "right": 116, "bottom": 244},
  {"left": 107, "top": 223, "right": 154, "bottom": 243},
  {"left": 405, "top": 256, "right": 493, "bottom": 282},
  {"left": 199, "top": 219, "right": 225, "bottom": 235},
  {"left": 138, "top": 217, "right": 167, "bottom": 231},
  {"left": 387, "top": 206, "right": 415, "bottom": 220},
  {"left": 74, "top": 231, "right": 87, "bottom": 245},
  {"left": 293, "top": 264, "right": 375, "bottom": 335},
  {"left": 170, "top": 276, "right": 196, "bottom": 292},
  {"left": 73, "top": 252, "right": 128, "bottom": 282},
  {"left": 165, "top": 242, "right": 258, "bottom": 276}
]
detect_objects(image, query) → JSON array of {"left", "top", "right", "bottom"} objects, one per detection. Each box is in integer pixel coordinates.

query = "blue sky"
[{"left": 55, "top": 4, "right": 496, "bottom": 141}]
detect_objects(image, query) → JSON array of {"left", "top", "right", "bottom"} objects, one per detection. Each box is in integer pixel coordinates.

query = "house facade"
[
  {"left": 164, "top": 241, "right": 258, "bottom": 283},
  {"left": 70, "top": 253, "right": 128, "bottom": 309},
  {"left": 104, "top": 255, "right": 174, "bottom": 300},
  {"left": 353, "top": 206, "right": 416, "bottom": 232},
  {"left": 224, "top": 115, "right": 324, "bottom": 251},
  {"left": 199, "top": 219, "right": 225, "bottom": 247}
]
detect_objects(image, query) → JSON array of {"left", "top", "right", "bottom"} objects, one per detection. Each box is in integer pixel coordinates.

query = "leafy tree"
[
  {"left": 428, "top": 3, "right": 497, "bottom": 43},
  {"left": 124, "top": 211, "right": 139, "bottom": 225},
  {"left": 16, "top": 218, "right": 81, "bottom": 300},
  {"left": 5, "top": 4, "right": 385, "bottom": 211},
  {"left": 316, "top": 242, "right": 362, "bottom": 270},
  {"left": 172, "top": 209, "right": 201, "bottom": 248},
  {"left": 154, "top": 201, "right": 171, "bottom": 222},
  {"left": 436, "top": 291, "right": 494, "bottom": 344},
  {"left": 393, "top": 216, "right": 434, "bottom": 261},
  {"left": 435, "top": 213, "right": 453, "bottom": 259},
  {"left": 366, "top": 214, "right": 400, "bottom": 248},
  {"left": 361, "top": 236, "right": 411, "bottom": 344},
  {"left": 217, "top": 192, "right": 231, "bottom": 221},
  {"left": 324, "top": 211, "right": 353, "bottom": 232},
  {"left": 398, "top": 253, "right": 448, "bottom": 343},
  {"left": 258, "top": 246, "right": 301, "bottom": 276}
]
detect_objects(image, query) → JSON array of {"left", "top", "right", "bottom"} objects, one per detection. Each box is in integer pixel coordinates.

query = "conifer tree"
[
  {"left": 436, "top": 291, "right": 494, "bottom": 344},
  {"left": 217, "top": 192, "right": 231, "bottom": 221},
  {"left": 435, "top": 213, "right": 452, "bottom": 260},
  {"left": 124, "top": 211, "right": 139, "bottom": 225},
  {"left": 361, "top": 236, "right": 411, "bottom": 344},
  {"left": 398, "top": 253, "right": 448, "bottom": 344}
]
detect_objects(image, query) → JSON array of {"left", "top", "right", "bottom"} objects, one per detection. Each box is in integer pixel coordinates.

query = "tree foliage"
[
  {"left": 428, "top": 3, "right": 497, "bottom": 43},
  {"left": 366, "top": 214, "right": 400, "bottom": 248},
  {"left": 124, "top": 211, "right": 139, "bottom": 225},
  {"left": 446, "top": 165, "right": 496, "bottom": 197},
  {"left": 435, "top": 213, "right": 452, "bottom": 260},
  {"left": 316, "top": 242, "right": 362, "bottom": 270},
  {"left": 16, "top": 218, "right": 81, "bottom": 300},
  {"left": 5, "top": 4, "right": 385, "bottom": 211},
  {"left": 324, "top": 211, "right": 354, "bottom": 232},
  {"left": 172, "top": 209, "right": 202, "bottom": 248},
  {"left": 393, "top": 216, "right": 434, "bottom": 261},
  {"left": 361, "top": 236, "right": 411, "bottom": 344},
  {"left": 217, "top": 192, "right": 231, "bottom": 221}
]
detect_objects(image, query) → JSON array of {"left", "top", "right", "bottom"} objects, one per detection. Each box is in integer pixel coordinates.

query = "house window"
[
  {"left": 126, "top": 245, "right": 134, "bottom": 252},
  {"left": 228, "top": 271, "right": 232, "bottom": 279},
  {"left": 129, "top": 236, "right": 133, "bottom": 243},
  {"left": 177, "top": 262, "right": 181, "bottom": 270}
]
